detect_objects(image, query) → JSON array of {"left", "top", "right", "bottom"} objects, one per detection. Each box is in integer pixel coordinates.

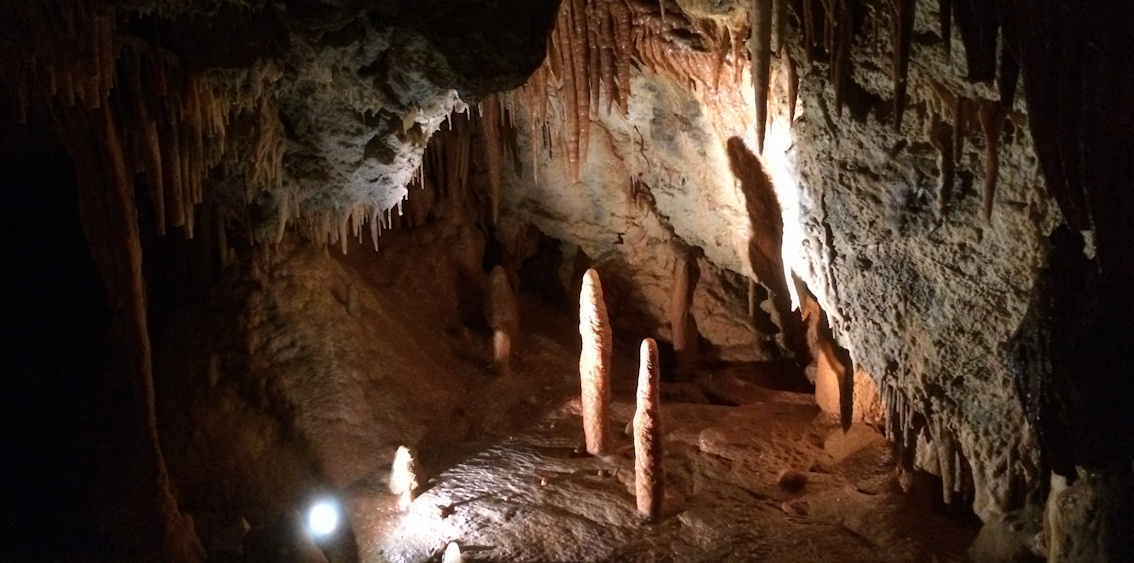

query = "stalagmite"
[
  {"left": 389, "top": 445, "right": 422, "bottom": 510},
  {"left": 750, "top": 0, "right": 772, "bottom": 153},
  {"left": 443, "top": 542, "right": 464, "bottom": 563},
  {"left": 634, "top": 338, "right": 664, "bottom": 522},
  {"left": 579, "top": 268, "right": 612, "bottom": 456},
  {"left": 978, "top": 100, "right": 1004, "bottom": 221},
  {"left": 486, "top": 265, "right": 520, "bottom": 372}
]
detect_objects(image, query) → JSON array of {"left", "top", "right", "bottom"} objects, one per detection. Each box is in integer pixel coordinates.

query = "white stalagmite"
[
  {"left": 579, "top": 268, "right": 612, "bottom": 456},
  {"left": 442, "top": 541, "right": 464, "bottom": 563},
  {"left": 634, "top": 338, "right": 664, "bottom": 522},
  {"left": 389, "top": 445, "right": 422, "bottom": 510}
]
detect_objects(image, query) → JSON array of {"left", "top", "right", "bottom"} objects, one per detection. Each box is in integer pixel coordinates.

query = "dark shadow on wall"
[{"left": 725, "top": 136, "right": 811, "bottom": 367}]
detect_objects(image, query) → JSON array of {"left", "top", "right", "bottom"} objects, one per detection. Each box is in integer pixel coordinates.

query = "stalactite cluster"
[
  {"left": 506, "top": 0, "right": 746, "bottom": 180},
  {"left": 0, "top": 2, "right": 289, "bottom": 244},
  {"left": 881, "top": 383, "right": 976, "bottom": 505},
  {"left": 924, "top": 81, "right": 1021, "bottom": 221}
]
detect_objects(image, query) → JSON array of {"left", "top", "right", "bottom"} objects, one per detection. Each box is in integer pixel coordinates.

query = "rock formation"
[
  {"left": 579, "top": 268, "right": 613, "bottom": 456},
  {"left": 634, "top": 338, "right": 664, "bottom": 522},
  {"left": 2, "top": 0, "right": 1134, "bottom": 559}
]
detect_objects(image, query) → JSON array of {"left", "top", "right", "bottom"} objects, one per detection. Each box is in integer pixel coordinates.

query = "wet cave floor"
[{"left": 343, "top": 302, "right": 978, "bottom": 563}]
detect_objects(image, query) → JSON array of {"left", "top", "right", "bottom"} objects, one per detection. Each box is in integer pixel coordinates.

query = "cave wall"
[
  {"left": 497, "top": 0, "right": 1058, "bottom": 520},
  {"left": 788, "top": 4, "right": 1055, "bottom": 519}
]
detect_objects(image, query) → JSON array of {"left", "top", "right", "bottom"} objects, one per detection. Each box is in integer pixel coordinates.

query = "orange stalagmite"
[
  {"left": 579, "top": 268, "right": 612, "bottom": 456},
  {"left": 634, "top": 338, "right": 664, "bottom": 522}
]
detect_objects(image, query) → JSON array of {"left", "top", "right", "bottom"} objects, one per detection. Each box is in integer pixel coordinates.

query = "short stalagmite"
[
  {"left": 634, "top": 338, "right": 664, "bottom": 522},
  {"left": 389, "top": 445, "right": 422, "bottom": 510},
  {"left": 493, "top": 329, "right": 512, "bottom": 378},
  {"left": 486, "top": 265, "right": 520, "bottom": 374},
  {"left": 579, "top": 268, "right": 612, "bottom": 456}
]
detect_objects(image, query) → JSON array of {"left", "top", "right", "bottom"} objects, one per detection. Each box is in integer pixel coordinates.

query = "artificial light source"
[{"left": 307, "top": 499, "right": 340, "bottom": 539}]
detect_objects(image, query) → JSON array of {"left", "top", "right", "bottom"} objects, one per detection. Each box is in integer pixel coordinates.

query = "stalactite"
[
  {"left": 480, "top": 96, "right": 503, "bottom": 226},
  {"left": 978, "top": 100, "right": 1004, "bottom": 222},
  {"left": 951, "top": 0, "right": 998, "bottom": 82},
  {"left": 163, "top": 111, "right": 186, "bottom": 229},
  {"left": 772, "top": 0, "right": 787, "bottom": 54},
  {"left": 993, "top": 0, "right": 1018, "bottom": 107},
  {"left": 823, "top": 0, "right": 854, "bottom": 118},
  {"left": 610, "top": 1, "right": 632, "bottom": 114},
  {"left": 802, "top": 0, "right": 819, "bottom": 65},
  {"left": 935, "top": 423, "right": 957, "bottom": 504},
  {"left": 751, "top": 0, "right": 772, "bottom": 153},
  {"left": 579, "top": 268, "right": 612, "bottom": 456},
  {"left": 937, "top": 0, "right": 952, "bottom": 55},
  {"left": 786, "top": 47, "right": 799, "bottom": 124},
  {"left": 888, "top": 0, "right": 917, "bottom": 130},
  {"left": 634, "top": 338, "right": 664, "bottom": 523}
]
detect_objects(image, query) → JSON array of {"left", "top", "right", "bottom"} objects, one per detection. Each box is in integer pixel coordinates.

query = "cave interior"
[{"left": 1, "top": 0, "right": 1132, "bottom": 562}]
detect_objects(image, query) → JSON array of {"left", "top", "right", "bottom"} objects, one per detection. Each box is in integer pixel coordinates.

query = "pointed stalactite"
[
  {"left": 772, "top": 0, "right": 788, "bottom": 54},
  {"left": 997, "top": 40, "right": 1020, "bottom": 108},
  {"left": 579, "top": 268, "right": 613, "bottom": 456},
  {"left": 978, "top": 100, "right": 1004, "bottom": 222},
  {"left": 751, "top": 0, "right": 772, "bottom": 153},
  {"left": 937, "top": 0, "right": 952, "bottom": 55},
  {"left": 163, "top": 109, "right": 186, "bottom": 229},
  {"left": 634, "top": 338, "right": 664, "bottom": 523},
  {"left": 993, "top": 0, "right": 1019, "bottom": 107},
  {"left": 480, "top": 96, "right": 503, "bottom": 226},
  {"left": 802, "top": 0, "right": 819, "bottom": 65},
  {"left": 889, "top": 0, "right": 918, "bottom": 130},
  {"left": 786, "top": 47, "right": 799, "bottom": 124},
  {"left": 951, "top": 0, "right": 998, "bottom": 82},
  {"left": 569, "top": 0, "right": 590, "bottom": 181},
  {"left": 610, "top": 0, "right": 632, "bottom": 114},
  {"left": 829, "top": 0, "right": 854, "bottom": 118}
]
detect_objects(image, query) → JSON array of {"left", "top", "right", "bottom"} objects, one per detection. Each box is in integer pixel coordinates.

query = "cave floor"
[{"left": 342, "top": 305, "right": 977, "bottom": 562}]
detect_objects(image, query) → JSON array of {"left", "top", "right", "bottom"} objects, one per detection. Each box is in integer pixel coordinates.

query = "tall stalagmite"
[
  {"left": 579, "top": 268, "right": 612, "bottom": 456},
  {"left": 634, "top": 338, "right": 664, "bottom": 522}
]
